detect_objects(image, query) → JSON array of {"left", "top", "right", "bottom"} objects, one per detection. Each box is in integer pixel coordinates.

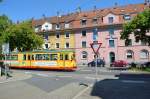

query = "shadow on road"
[{"left": 91, "top": 73, "right": 150, "bottom": 99}]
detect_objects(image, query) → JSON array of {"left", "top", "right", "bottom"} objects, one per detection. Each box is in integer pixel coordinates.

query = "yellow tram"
[{"left": 2, "top": 50, "right": 77, "bottom": 71}]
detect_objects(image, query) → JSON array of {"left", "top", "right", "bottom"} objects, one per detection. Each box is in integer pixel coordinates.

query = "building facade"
[{"left": 32, "top": 3, "right": 150, "bottom": 66}]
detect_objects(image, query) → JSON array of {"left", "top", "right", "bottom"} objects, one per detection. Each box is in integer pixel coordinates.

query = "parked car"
[
  {"left": 140, "top": 61, "right": 150, "bottom": 67},
  {"left": 88, "top": 59, "right": 105, "bottom": 67},
  {"left": 110, "top": 60, "right": 127, "bottom": 67}
]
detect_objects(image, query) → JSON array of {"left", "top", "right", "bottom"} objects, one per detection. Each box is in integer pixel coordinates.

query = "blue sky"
[{"left": 0, "top": 0, "right": 145, "bottom": 22}]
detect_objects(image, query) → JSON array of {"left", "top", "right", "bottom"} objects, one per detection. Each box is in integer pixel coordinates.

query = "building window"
[
  {"left": 56, "top": 24, "right": 60, "bottom": 29},
  {"left": 108, "top": 17, "right": 113, "bottom": 23},
  {"left": 45, "top": 44, "right": 48, "bottom": 49},
  {"left": 82, "top": 51, "right": 88, "bottom": 59},
  {"left": 82, "top": 30, "right": 86, "bottom": 37},
  {"left": 65, "top": 42, "right": 69, "bottom": 48},
  {"left": 93, "top": 18, "right": 98, "bottom": 24},
  {"left": 56, "top": 32, "right": 60, "bottom": 39},
  {"left": 126, "top": 50, "right": 134, "bottom": 59},
  {"left": 35, "top": 25, "right": 41, "bottom": 32},
  {"left": 125, "top": 39, "right": 132, "bottom": 46},
  {"left": 65, "top": 32, "right": 70, "bottom": 38},
  {"left": 82, "top": 41, "right": 86, "bottom": 48},
  {"left": 109, "top": 40, "right": 115, "bottom": 47},
  {"left": 93, "top": 28, "right": 98, "bottom": 41},
  {"left": 81, "top": 19, "right": 87, "bottom": 26},
  {"left": 56, "top": 43, "right": 59, "bottom": 48},
  {"left": 109, "top": 28, "right": 114, "bottom": 36},
  {"left": 124, "top": 15, "right": 131, "bottom": 21},
  {"left": 141, "top": 40, "right": 147, "bottom": 46},
  {"left": 65, "top": 23, "right": 69, "bottom": 28},
  {"left": 140, "top": 50, "right": 149, "bottom": 59}
]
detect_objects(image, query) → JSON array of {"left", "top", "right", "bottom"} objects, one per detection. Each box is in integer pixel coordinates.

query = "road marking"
[
  {"left": 85, "top": 76, "right": 99, "bottom": 80},
  {"left": 72, "top": 84, "right": 93, "bottom": 99},
  {"left": 58, "top": 75, "right": 72, "bottom": 78},
  {"left": 36, "top": 73, "right": 48, "bottom": 77},
  {"left": 25, "top": 72, "right": 32, "bottom": 74},
  {"left": 121, "top": 80, "right": 146, "bottom": 83},
  {"left": 80, "top": 70, "right": 92, "bottom": 72}
]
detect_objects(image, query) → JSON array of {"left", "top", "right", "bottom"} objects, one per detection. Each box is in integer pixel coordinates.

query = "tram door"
[
  {"left": 64, "top": 54, "right": 69, "bottom": 68},
  {"left": 23, "top": 54, "right": 32, "bottom": 68}
]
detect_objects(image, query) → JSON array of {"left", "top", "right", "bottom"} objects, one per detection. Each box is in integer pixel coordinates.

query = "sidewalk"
[{"left": 0, "top": 71, "right": 32, "bottom": 84}]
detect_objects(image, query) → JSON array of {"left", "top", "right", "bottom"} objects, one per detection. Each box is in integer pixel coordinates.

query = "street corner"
[{"left": 0, "top": 71, "right": 32, "bottom": 84}]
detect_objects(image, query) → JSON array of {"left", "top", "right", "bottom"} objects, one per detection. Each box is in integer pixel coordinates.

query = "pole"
[
  {"left": 95, "top": 54, "right": 98, "bottom": 82},
  {"left": 5, "top": 54, "right": 7, "bottom": 79}
]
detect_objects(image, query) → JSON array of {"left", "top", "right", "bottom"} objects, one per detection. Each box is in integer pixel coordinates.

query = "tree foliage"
[
  {"left": 0, "top": 15, "right": 12, "bottom": 53},
  {"left": 3, "top": 20, "right": 44, "bottom": 51},
  {"left": 121, "top": 9, "right": 150, "bottom": 46}
]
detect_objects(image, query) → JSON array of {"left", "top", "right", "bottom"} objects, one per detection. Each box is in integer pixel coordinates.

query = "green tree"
[
  {"left": 4, "top": 20, "right": 44, "bottom": 51},
  {"left": 0, "top": 15, "right": 12, "bottom": 53},
  {"left": 121, "top": 9, "right": 150, "bottom": 45}
]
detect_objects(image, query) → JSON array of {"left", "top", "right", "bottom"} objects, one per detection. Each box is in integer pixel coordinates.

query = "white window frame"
[
  {"left": 56, "top": 43, "right": 60, "bottom": 48},
  {"left": 56, "top": 32, "right": 60, "bottom": 39},
  {"left": 65, "top": 23, "right": 69, "bottom": 28},
  {"left": 56, "top": 24, "right": 60, "bottom": 29},
  {"left": 140, "top": 50, "right": 149, "bottom": 59},
  {"left": 65, "top": 32, "right": 70, "bottom": 38},
  {"left": 82, "top": 51, "right": 88, "bottom": 59},
  {"left": 65, "top": 42, "right": 70, "bottom": 48},
  {"left": 126, "top": 50, "right": 133, "bottom": 59},
  {"left": 109, "top": 39, "right": 115, "bottom": 47}
]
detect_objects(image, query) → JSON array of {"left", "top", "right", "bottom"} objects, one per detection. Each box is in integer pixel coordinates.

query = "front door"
[{"left": 109, "top": 52, "right": 115, "bottom": 63}]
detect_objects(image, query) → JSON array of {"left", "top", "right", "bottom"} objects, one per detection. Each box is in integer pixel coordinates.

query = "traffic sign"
[{"left": 90, "top": 41, "right": 102, "bottom": 55}]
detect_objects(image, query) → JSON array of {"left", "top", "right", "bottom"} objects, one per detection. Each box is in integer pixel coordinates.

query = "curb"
[{"left": 72, "top": 84, "right": 93, "bottom": 99}]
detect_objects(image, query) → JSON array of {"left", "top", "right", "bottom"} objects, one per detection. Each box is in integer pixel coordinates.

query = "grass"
[{"left": 130, "top": 67, "right": 150, "bottom": 72}]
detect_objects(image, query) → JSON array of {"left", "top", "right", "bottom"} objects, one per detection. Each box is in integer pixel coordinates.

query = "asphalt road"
[{"left": 0, "top": 67, "right": 150, "bottom": 99}]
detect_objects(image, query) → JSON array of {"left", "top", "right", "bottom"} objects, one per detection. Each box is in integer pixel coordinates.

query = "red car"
[{"left": 110, "top": 60, "right": 127, "bottom": 67}]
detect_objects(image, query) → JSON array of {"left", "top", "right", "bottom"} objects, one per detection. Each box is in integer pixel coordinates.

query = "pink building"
[
  {"left": 74, "top": 3, "right": 150, "bottom": 65},
  {"left": 32, "top": 3, "right": 150, "bottom": 66}
]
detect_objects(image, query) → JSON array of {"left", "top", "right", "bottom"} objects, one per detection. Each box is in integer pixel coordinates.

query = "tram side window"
[
  {"left": 5, "top": 55, "right": 18, "bottom": 60},
  {"left": 50, "top": 54, "right": 58, "bottom": 60},
  {"left": 65, "top": 54, "right": 69, "bottom": 60},
  {"left": 71, "top": 54, "right": 75, "bottom": 60},
  {"left": 35, "top": 54, "right": 43, "bottom": 60},
  {"left": 23, "top": 55, "right": 26, "bottom": 60},
  {"left": 32, "top": 55, "right": 34, "bottom": 60},
  {"left": 28, "top": 55, "right": 31, "bottom": 60},
  {"left": 60, "top": 54, "right": 63, "bottom": 60},
  {"left": 43, "top": 54, "right": 50, "bottom": 60}
]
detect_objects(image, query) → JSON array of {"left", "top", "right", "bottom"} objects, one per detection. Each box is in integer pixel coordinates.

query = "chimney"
[
  {"left": 77, "top": 7, "right": 81, "bottom": 13},
  {"left": 57, "top": 11, "right": 61, "bottom": 18},
  {"left": 93, "top": 5, "right": 97, "bottom": 12},
  {"left": 42, "top": 14, "right": 46, "bottom": 20},
  {"left": 114, "top": 2, "right": 118, "bottom": 8}
]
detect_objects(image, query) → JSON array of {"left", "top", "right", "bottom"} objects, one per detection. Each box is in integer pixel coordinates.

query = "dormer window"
[
  {"left": 81, "top": 19, "right": 87, "bottom": 26},
  {"left": 45, "top": 25, "right": 48, "bottom": 28},
  {"left": 108, "top": 17, "right": 113, "bottom": 23},
  {"left": 35, "top": 25, "right": 41, "bottom": 32},
  {"left": 65, "top": 23, "right": 69, "bottom": 28},
  {"left": 93, "top": 18, "right": 98, "bottom": 24},
  {"left": 124, "top": 14, "right": 131, "bottom": 21},
  {"left": 56, "top": 24, "right": 60, "bottom": 29}
]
